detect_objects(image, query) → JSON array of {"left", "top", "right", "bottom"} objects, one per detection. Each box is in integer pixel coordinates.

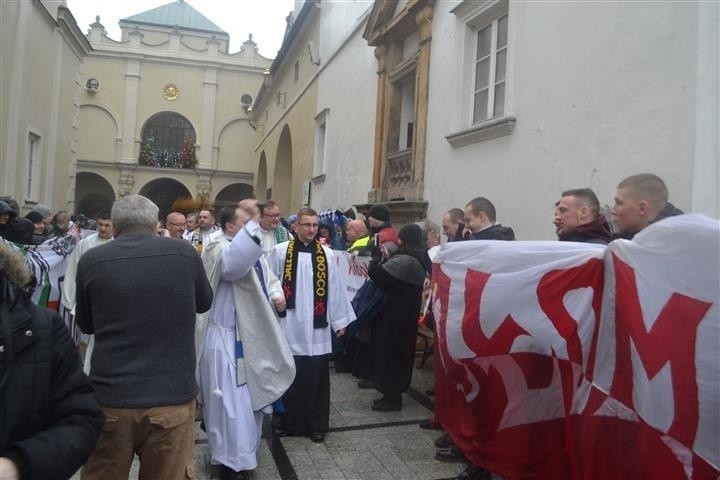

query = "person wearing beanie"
[
  {"left": 30, "top": 204, "right": 51, "bottom": 222},
  {"left": 24, "top": 212, "right": 47, "bottom": 244},
  {"left": 366, "top": 203, "right": 399, "bottom": 257},
  {"left": 30, "top": 204, "right": 54, "bottom": 239}
]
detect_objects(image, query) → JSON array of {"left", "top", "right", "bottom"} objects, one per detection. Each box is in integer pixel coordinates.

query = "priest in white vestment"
[
  {"left": 197, "top": 202, "right": 296, "bottom": 480},
  {"left": 61, "top": 212, "right": 113, "bottom": 374},
  {"left": 269, "top": 207, "right": 356, "bottom": 443}
]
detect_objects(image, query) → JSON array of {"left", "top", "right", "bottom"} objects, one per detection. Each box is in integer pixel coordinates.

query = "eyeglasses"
[
  {"left": 167, "top": 222, "right": 185, "bottom": 227},
  {"left": 263, "top": 213, "right": 281, "bottom": 219},
  {"left": 296, "top": 222, "right": 318, "bottom": 229}
]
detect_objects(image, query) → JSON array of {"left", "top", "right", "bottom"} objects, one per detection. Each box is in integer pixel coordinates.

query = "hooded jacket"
[
  {"left": 319, "top": 216, "right": 346, "bottom": 250},
  {"left": 0, "top": 241, "right": 104, "bottom": 480}
]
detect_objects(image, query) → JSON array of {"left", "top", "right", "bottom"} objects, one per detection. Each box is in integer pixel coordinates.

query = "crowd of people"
[{"left": 0, "top": 172, "right": 688, "bottom": 480}]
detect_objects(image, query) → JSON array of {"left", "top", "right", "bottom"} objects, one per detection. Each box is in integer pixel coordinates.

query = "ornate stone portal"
[{"left": 362, "top": 0, "right": 433, "bottom": 224}]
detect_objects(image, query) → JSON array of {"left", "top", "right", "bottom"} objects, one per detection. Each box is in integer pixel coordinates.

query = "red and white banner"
[{"left": 432, "top": 214, "right": 719, "bottom": 479}]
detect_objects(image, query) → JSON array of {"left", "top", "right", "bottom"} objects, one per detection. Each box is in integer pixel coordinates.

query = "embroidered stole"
[{"left": 282, "top": 238, "right": 328, "bottom": 328}]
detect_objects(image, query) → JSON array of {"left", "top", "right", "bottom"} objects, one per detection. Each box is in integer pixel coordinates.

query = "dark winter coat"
[
  {"left": 558, "top": 215, "right": 612, "bottom": 245},
  {"left": 365, "top": 252, "right": 427, "bottom": 398},
  {"left": 615, "top": 202, "right": 684, "bottom": 240},
  {"left": 319, "top": 217, "right": 346, "bottom": 250},
  {"left": 0, "top": 243, "right": 104, "bottom": 480},
  {"left": 469, "top": 224, "right": 516, "bottom": 241}
]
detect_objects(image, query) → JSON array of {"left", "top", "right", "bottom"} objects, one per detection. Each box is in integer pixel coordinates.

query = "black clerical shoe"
[
  {"left": 309, "top": 431, "right": 325, "bottom": 443},
  {"left": 435, "top": 444, "right": 468, "bottom": 463},
  {"left": 357, "top": 379, "right": 374, "bottom": 389},
  {"left": 434, "top": 433, "right": 452, "bottom": 449},
  {"left": 456, "top": 464, "right": 492, "bottom": 480},
  {"left": 371, "top": 398, "right": 402, "bottom": 411},
  {"left": 219, "top": 464, "right": 249, "bottom": 480},
  {"left": 419, "top": 418, "right": 442, "bottom": 430}
]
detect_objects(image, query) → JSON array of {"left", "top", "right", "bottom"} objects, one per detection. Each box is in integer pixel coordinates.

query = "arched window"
[{"left": 139, "top": 113, "right": 197, "bottom": 169}]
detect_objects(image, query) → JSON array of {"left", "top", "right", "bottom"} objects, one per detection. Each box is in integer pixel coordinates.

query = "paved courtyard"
[{"left": 74, "top": 355, "right": 502, "bottom": 479}]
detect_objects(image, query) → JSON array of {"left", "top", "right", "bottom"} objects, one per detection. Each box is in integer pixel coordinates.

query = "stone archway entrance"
[
  {"left": 138, "top": 178, "right": 193, "bottom": 220},
  {"left": 274, "top": 125, "right": 293, "bottom": 209},
  {"left": 75, "top": 172, "right": 115, "bottom": 217},
  {"left": 214, "top": 183, "right": 254, "bottom": 215},
  {"left": 257, "top": 151, "right": 268, "bottom": 200}
]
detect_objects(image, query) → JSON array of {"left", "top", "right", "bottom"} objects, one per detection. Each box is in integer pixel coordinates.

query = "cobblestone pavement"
[{"left": 74, "top": 356, "right": 503, "bottom": 479}]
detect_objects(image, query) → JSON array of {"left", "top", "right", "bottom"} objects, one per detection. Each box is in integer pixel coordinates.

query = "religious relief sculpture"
[
  {"left": 196, "top": 178, "right": 212, "bottom": 208},
  {"left": 118, "top": 172, "right": 134, "bottom": 197}
]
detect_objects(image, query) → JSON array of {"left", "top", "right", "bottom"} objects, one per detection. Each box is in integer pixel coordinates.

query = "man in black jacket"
[
  {"left": 76, "top": 195, "right": 213, "bottom": 480},
  {"left": 553, "top": 188, "right": 612, "bottom": 245},
  {"left": 612, "top": 173, "right": 684, "bottom": 239},
  {"left": 463, "top": 197, "right": 516, "bottom": 241},
  {"left": 0, "top": 240, "right": 104, "bottom": 480}
]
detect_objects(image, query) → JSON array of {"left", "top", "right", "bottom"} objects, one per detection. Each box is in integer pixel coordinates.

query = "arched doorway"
[
  {"left": 75, "top": 172, "right": 115, "bottom": 217},
  {"left": 257, "top": 151, "right": 268, "bottom": 200},
  {"left": 274, "top": 125, "right": 292, "bottom": 209},
  {"left": 138, "top": 178, "right": 193, "bottom": 220},
  {"left": 214, "top": 183, "right": 254, "bottom": 215}
]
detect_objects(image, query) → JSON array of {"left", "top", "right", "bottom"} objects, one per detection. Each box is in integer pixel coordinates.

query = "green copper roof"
[{"left": 121, "top": 0, "right": 226, "bottom": 34}]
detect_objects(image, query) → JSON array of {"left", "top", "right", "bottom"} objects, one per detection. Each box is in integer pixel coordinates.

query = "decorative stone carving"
[{"left": 118, "top": 171, "right": 135, "bottom": 197}]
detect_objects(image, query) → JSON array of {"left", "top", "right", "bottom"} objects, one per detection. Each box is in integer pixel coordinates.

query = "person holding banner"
[
  {"left": 612, "top": 173, "right": 683, "bottom": 239},
  {"left": 553, "top": 188, "right": 612, "bottom": 244},
  {"left": 61, "top": 211, "right": 113, "bottom": 373},
  {"left": 269, "top": 207, "right": 355, "bottom": 443},
  {"left": 463, "top": 197, "right": 515, "bottom": 241}
]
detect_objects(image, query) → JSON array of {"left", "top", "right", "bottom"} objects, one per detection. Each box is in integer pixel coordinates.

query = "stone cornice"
[
  {"left": 75, "top": 159, "right": 253, "bottom": 179},
  {"left": 57, "top": 6, "right": 93, "bottom": 60},
  {"left": 86, "top": 51, "right": 269, "bottom": 74}
]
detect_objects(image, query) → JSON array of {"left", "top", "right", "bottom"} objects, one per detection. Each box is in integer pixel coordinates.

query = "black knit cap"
[
  {"left": 368, "top": 203, "right": 390, "bottom": 222},
  {"left": 398, "top": 224, "right": 422, "bottom": 249},
  {"left": 25, "top": 211, "right": 44, "bottom": 223}
]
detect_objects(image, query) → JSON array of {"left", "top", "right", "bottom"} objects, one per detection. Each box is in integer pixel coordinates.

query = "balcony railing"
[
  {"left": 385, "top": 149, "right": 412, "bottom": 198},
  {"left": 139, "top": 140, "right": 196, "bottom": 169}
]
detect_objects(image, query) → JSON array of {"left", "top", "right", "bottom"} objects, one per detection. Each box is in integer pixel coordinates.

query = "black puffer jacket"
[
  {"left": 0, "top": 241, "right": 104, "bottom": 480},
  {"left": 469, "top": 224, "right": 516, "bottom": 240}
]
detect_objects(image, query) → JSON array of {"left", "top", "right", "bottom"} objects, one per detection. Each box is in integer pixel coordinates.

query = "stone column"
[
  {"left": 121, "top": 59, "right": 140, "bottom": 164},
  {"left": 198, "top": 68, "right": 218, "bottom": 169},
  {"left": 409, "top": 4, "right": 433, "bottom": 201},
  {"left": 369, "top": 43, "right": 389, "bottom": 202}
]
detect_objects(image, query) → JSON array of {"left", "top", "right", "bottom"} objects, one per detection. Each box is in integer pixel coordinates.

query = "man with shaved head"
[
  {"left": 553, "top": 188, "right": 612, "bottom": 245},
  {"left": 441, "top": 208, "right": 466, "bottom": 242},
  {"left": 612, "top": 173, "right": 683, "bottom": 239},
  {"left": 346, "top": 219, "right": 370, "bottom": 255},
  {"left": 165, "top": 211, "right": 186, "bottom": 239}
]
